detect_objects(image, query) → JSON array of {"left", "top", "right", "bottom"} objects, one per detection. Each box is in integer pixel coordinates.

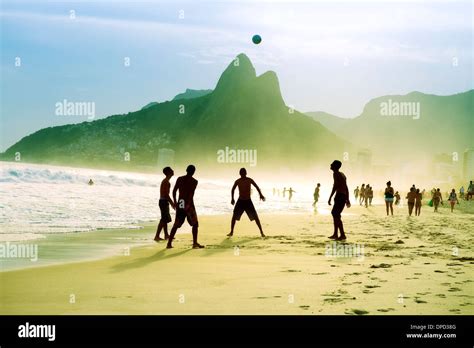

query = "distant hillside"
[
  {"left": 172, "top": 88, "right": 213, "bottom": 101},
  {"left": 306, "top": 111, "right": 351, "bottom": 134},
  {"left": 1, "top": 54, "right": 347, "bottom": 170},
  {"left": 307, "top": 90, "right": 474, "bottom": 162}
]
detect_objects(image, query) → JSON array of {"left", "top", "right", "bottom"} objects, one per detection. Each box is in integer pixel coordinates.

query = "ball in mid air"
[{"left": 252, "top": 34, "right": 262, "bottom": 45}]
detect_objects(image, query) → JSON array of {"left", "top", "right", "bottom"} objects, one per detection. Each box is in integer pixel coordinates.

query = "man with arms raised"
[{"left": 228, "top": 168, "right": 266, "bottom": 237}]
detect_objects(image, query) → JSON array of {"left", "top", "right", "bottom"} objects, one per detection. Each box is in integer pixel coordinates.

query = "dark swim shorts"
[
  {"left": 159, "top": 199, "right": 172, "bottom": 224},
  {"left": 175, "top": 204, "right": 199, "bottom": 227},
  {"left": 233, "top": 199, "right": 258, "bottom": 221}
]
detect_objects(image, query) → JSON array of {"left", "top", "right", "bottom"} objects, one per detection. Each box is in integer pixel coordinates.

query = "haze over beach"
[{"left": 0, "top": 0, "right": 473, "bottom": 318}]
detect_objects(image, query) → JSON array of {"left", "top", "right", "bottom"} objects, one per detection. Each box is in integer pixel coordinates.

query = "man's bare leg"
[
  {"left": 255, "top": 217, "right": 265, "bottom": 237},
  {"left": 166, "top": 224, "right": 179, "bottom": 248},
  {"left": 154, "top": 222, "right": 164, "bottom": 241},
  {"left": 192, "top": 225, "right": 204, "bottom": 248},
  {"left": 227, "top": 217, "right": 237, "bottom": 237}
]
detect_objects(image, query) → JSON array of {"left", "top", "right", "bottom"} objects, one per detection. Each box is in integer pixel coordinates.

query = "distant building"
[
  {"left": 157, "top": 148, "right": 175, "bottom": 168},
  {"left": 463, "top": 148, "right": 474, "bottom": 180}
]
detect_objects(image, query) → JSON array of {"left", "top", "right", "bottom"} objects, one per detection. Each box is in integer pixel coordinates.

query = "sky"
[{"left": 1, "top": 0, "right": 473, "bottom": 151}]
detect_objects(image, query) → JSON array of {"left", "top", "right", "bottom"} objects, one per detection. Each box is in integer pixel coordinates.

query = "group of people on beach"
[
  {"left": 154, "top": 160, "right": 351, "bottom": 248},
  {"left": 272, "top": 187, "right": 296, "bottom": 201},
  {"left": 153, "top": 160, "right": 470, "bottom": 248},
  {"left": 154, "top": 165, "right": 267, "bottom": 248},
  {"left": 354, "top": 184, "right": 374, "bottom": 207}
]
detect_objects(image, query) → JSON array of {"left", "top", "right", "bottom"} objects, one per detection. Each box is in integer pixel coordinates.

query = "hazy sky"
[{"left": 1, "top": 0, "right": 472, "bottom": 151}]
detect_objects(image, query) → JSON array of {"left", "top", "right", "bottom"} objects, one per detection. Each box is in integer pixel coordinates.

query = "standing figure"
[
  {"left": 328, "top": 160, "right": 350, "bottom": 241},
  {"left": 228, "top": 168, "right": 266, "bottom": 237},
  {"left": 166, "top": 165, "right": 204, "bottom": 249}
]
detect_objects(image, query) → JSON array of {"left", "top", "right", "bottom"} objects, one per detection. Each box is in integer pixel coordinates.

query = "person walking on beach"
[
  {"left": 448, "top": 189, "right": 459, "bottom": 212},
  {"left": 384, "top": 181, "right": 394, "bottom": 216},
  {"left": 415, "top": 188, "right": 422, "bottom": 216},
  {"left": 359, "top": 184, "right": 365, "bottom": 205},
  {"left": 406, "top": 187, "right": 416, "bottom": 216},
  {"left": 228, "top": 168, "right": 266, "bottom": 237},
  {"left": 459, "top": 186, "right": 465, "bottom": 199},
  {"left": 433, "top": 188, "right": 443, "bottom": 212},
  {"left": 394, "top": 191, "right": 401, "bottom": 205},
  {"left": 166, "top": 165, "right": 204, "bottom": 249},
  {"left": 313, "top": 183, "right": 321, "bottom": 207},
  {"left": 367, "top": 185, "right": 374, "bottom": 206},
  {"left": 328, "top": 160, "right": 350, "bottom": 241},
  {"left": 354, "top": 186, "right": 359, "bottom": 201},
  {"left": 282, "top": 187, "right": 287, "bottom": 198},
  {"left": 154, "top": 167, "right": 175, "bottom": 241},
  {"left": 467, "top": 181, "right": 474, "bottom": 201},
  {"left": 287, "top": 187, "right": 296, "bottom": 202}
]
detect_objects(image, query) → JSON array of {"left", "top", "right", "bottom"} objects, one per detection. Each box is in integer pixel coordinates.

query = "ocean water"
[{"left": 0, "top": 162, "right": 329, "bottom": 242}]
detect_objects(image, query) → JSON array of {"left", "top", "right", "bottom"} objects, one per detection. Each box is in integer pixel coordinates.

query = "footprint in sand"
[
  {"left": 436, "top": 294, "right": 447, "bottom": 298},
  {"left": 434, "top": 270, "right": 446, "bottom": 273},
  {"left": 282, "top": 269, "right": 302, "bottom": 273},
  {"left": 365, "top": 285, "right": 381, "bottom": 289},
  {"left": 370, "top": 263, "right": 392, "bottom": 269},
  {"left": 448, "top": 287, "right": 461, "bottom": 292},
  {"left": 449, "top": 309, "right": 461, "bottom": 313},
  {"left": 347, "top": 309, "right": 369, "bottom": 315},
  {"left": 362, "top": 290, "right": 373, "bottom": 294},
  {"left": 377, "top": 308, "right": 395, "bottom": 312},
  {"left": 414, "top": 298, "right": 427, "bottom": 304},
  {"left": 299, "top": 305, "right": 310, "bottom": 310}
]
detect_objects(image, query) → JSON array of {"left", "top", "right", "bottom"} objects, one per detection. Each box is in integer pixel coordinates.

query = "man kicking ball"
[{"left": 228, "top": 168, "right": 266, "bottom": 237}]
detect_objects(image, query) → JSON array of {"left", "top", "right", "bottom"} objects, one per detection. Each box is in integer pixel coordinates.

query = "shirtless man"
[
  {"left": 228, "top": 168, "right": 266, "bottom": 237},
  {"left": 154, "top": 167, "right": 175, "bottom": 241},
  {"left": 166, "top": 165, "right": 204, "bottom": 249},
  {"left": 406, "top": 187, "right": 416, "bottom": 216},
  {"left": 415, "top": 188, "right": 422, "bottom": 216},
  {"left": 328, "top": 160, "right": 350, "bottom": 241},
  {"left": 359, "top": 184, "right": 366, "bottom": 205},
  {"left": 433, "top": 188, "right": 443, "bottom": 212}
]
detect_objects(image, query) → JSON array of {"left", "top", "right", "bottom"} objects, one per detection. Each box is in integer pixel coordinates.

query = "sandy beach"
[{"left": 1, "top": 203, "right": 473, "bottom": 315}]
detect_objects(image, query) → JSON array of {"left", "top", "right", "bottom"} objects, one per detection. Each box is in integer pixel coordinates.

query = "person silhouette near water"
[
  {"left": 282, "top": 187, "right": 286, "bottom": 198},
  {"left": 287, "top": 187, "right": 295, "bottom": 201},
  {"left": 328, "top": 160, "right": 350, "bottom": 241},
  {"left": 227, "top": 168, "right": 265, "bottom": 237},
  {"left": 359, "top": 184, "right": 365, "bottom": 205},
  {"left": 415, "top": 188, "right": 422, "bottom": 216},
  {"left": 406, "top": 187, "right": 416, "bottom": 216},
  {"left": 448, "top": 189, "right": 459, "bottom": 212},
  {"left": 354, "top": 186, "right": 359, "bottom": 200},
  {"left": 88, "top": 179, "right": 94, "bottom": 185},
  {"left": 394, "top": 191, "right": 401, "bottom": 205},
  {"left": 154, "top": 167, "right": 175, "bottom": 242},
  {"left": 384, "top": 181, "right": 394, "bottom": 216},
  {"left": 433, "top": 188, "right": 443, "bottom": 212},
  {"left": 166, "top": 165, "right": 204, "bottom": 249},
  {"left": 313, "top": 183, "right": 321, "bottom": 207}
]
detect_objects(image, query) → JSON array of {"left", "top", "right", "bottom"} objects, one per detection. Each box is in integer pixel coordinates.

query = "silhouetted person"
[
  {"left": 154, "top": 167, "right": 175, "bottom": 241},
  {"left": 448, "top": 189, "right": 459, "bottom": 212},
  {"left": 459, "top": 186, "right": 465, "bottom": 199},
  {"left": 433, "top": 188, "right": 443, "bottom": 212},
  {"left": 328, "top": 160, "right": 350, "bottom": 241},
  {"left": 354, "top": 186, "right": 359, "bottom": 200},
  {"left": 359, "top": 184, "right": 366, "bottom": 205},
  {"left": 287, "top": 187, "right": 295, "bottom": 201},
  {"left": 406, "top": 187, "right": 416, "bottom": 216},
  {"left": 313, "top": 183, "right": 321, "bottom": 207},
  {"left": 384, "top": 181, "right": 394, "bottom": 216},
  {"left": 394, "top": 191, "right": 400, "bottom": 205},
  {"left": 367, "top": 185, "right": 373, "bottom": 206},
  {"left": 467, "top": 181, "right": 474, "bottom": 200},
  {"left": 166, "top": 165, "right": 204, "bottom": 249},
  {"left": 415, "top": 188, "right": 422, "bottom": 216},
  {"left": 282, "top": 187, "right": 287, "bottom": 198},
  {"left": 228, "top": 168, "right": 265, "bottom": 237},
  {"left": 88, "top": 179, "right": 94, "bottom": 185}
]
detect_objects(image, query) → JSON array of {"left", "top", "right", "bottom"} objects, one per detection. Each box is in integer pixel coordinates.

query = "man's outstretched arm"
[
  {"left": 251, "top": 180, "right": 265, "bottom": 201},
  {"left": 231, "top": 182, "right": 237, "bottom": 205}
]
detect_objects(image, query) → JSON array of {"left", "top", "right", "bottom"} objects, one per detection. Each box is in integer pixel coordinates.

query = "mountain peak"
[{"left": 214, "top": 53, "right": 256, "bottom": 93}]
